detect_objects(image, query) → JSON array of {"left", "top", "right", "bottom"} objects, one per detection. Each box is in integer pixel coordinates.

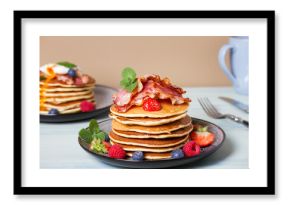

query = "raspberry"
[
  {"left": 108, "top": 145, "right": 126, "bottom": 159},
  {"left": 80, "top": 101, "right": 95, "bottom": 112},
  {"left": 182, "top": 141, "right": 201, "bottom": 157},
  {"left": 142, "top": 98, "right": 161, "bottom": 111}
]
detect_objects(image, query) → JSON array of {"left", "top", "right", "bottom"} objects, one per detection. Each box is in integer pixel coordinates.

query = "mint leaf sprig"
[
  {"left": 120, "top": 67, "right": 137, "bottom": 92},
  {"left": 79, "top": 119, "right": 107, "bottom": 144},
  {"left": 79, "top": 128, "right": 93, "bottom": 144},
  {"left": 57, "top": 61, "right": 77, "bottom": 69}
]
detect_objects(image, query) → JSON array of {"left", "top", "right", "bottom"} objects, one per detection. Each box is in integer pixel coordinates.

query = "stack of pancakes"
[
  {"left": 40, "top": 79, "right": 96, "bottom": 115},
  {"left": 109, "top": 101, "right": 193, "bottom": 160}
]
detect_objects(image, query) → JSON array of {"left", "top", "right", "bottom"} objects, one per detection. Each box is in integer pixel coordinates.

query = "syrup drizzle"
[{"left": 40, "top": 66, "right": 56, "bottom": 111}]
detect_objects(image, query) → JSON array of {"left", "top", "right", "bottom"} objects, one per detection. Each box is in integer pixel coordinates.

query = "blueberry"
[
  {"left": 132, "top": 151, "right": 144, "bottom": 161},
  {"left": 171, "top": 149, "right": 184, "bottom": 159},
  {"left": 48, "top": 108, "right": 59, "bottom": 115},
  {"left": 104, "top": 134, "right": 110, "bottom": 142},
  {"left": 67, "top": 69, "right": 77, "bottom": 78}
]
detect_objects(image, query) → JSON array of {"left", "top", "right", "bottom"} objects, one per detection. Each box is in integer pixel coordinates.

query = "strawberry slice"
[
  {"left": 103, "top": 141, "right": 111, "bottom": 151},
  {"left": 190, "top": 126, "right": 215, "bottom": 147},
  {"left": 142, "top": 98, "right": 161, "bottom": 111}
]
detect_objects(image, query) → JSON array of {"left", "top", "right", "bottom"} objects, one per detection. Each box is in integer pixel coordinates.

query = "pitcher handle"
[{"left": 218, "top": 44, "right": 236, "bottom": 83}]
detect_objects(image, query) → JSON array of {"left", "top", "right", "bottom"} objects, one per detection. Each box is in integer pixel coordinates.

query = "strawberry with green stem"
[{"left": 190, "top": 126, "right": 215, "bottom": 147}]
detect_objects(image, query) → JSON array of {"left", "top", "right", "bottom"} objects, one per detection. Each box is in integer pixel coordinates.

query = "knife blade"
[{"left": 219, "top": 97, "right": 249, "bottom": 113}]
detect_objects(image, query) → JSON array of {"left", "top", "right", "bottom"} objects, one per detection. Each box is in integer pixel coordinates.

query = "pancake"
[
  {"left": 127, "top": 151, "right": 172, "bottom": 160},
  {"left": 109, "top": 112, "right": 187, "bottom": 126},
  {"left": 112, "top": 124, "right": 193, "bottom": 139},
  {"left": 40, "top": 98, "right": 95, "bottom": 111},
  {"left": 40, "top": 79, "right": 95, "bottom": 88},
  {"left": 40, "top": 107, "right": 82, "bottom": 114},
  {"left": 109, "top": 131, "right": 189, "bottom": 148},
  {"left": 111, "top": 140, "right": 186, "bottom": 153},
  {"left": 110, "top": 101, "right": 189, "bottom": 118},
  {"left": 40, "top": 93, "right": 94, "bottom": 104},
  {"left": 40, "top": 85, "right": 95, "bottom": 93},
  {"left": 40, "top": 89, "right": 93, "bottom": 97},
  {"left": 112, "top": 115, "right": 191, "bottom": 134}
]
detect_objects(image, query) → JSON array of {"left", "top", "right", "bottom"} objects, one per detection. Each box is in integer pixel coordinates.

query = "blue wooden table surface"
[{"left": 40, "top": 86, "right": 249, "bottom": 169}]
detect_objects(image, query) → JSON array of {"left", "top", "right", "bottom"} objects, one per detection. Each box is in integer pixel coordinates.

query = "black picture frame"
[{"left": 14, "top": 10, "right": 275, "bottom": 195}]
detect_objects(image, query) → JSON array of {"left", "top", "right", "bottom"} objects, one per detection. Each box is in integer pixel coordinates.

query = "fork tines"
[{"left": 198, "top": 97, "right": 221, "bottom": 118}]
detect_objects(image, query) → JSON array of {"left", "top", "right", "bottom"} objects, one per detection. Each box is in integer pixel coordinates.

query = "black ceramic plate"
[
  {"left": 78, "top": 117, "right": 226, "bottom": 168},
  {"left": 40, "top": 85, "right": 117, "bottom": 123}
]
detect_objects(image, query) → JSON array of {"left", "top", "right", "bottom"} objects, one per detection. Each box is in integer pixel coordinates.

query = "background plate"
[
  {"left": 40, "top": 85, "right": 117, "bottom": 123},
  {"left": 78, "top": 117, "right": 226, "bottom": 168}
]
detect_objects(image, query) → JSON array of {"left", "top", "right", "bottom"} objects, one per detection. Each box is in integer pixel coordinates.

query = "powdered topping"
[
  {"left": 113, "top": 74, "right": 191, "bottom": 112},
  {"left": 40, "top": 63, "right": 69, "bottom": 75}
]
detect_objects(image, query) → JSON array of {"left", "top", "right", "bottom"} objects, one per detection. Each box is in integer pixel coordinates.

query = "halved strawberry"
[
  {"left": 190, "top": 126, "right": 215, "bottom": 147},
  {"left": 142, "top": 98, "right": 161, "bottom": 111},
  {"left": 103, "top": 141, "right": 111, "bottom": 151}
]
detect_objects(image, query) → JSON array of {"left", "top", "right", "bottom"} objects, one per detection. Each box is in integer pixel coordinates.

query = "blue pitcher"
[{"left": 218, "top": 36, "right": 249, "bottom": 95}]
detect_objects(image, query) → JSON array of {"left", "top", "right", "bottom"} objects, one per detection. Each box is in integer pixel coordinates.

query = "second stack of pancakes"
[
  {"left": 40, "top": 81, "right": 96, "bottom": 115},
  {"left": 109, "top": 101, "right": 193, "bottom": 160}
]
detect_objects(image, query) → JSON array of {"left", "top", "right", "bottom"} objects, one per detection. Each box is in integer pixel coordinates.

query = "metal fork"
[{"left": 198, "top": 97, "right": 249, "bottom": 127}]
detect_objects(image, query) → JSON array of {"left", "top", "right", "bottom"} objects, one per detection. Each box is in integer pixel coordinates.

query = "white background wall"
[{"left": 0, "top": 0, "right": 287, "bottom": 204}]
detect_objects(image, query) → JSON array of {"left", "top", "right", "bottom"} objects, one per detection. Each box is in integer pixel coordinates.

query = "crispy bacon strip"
[
  {"left": 112, "top": 89, "right": 132, "bottom": 107},
  {"left": 112, "top": 75, "right": 191, "bottom": 112}
]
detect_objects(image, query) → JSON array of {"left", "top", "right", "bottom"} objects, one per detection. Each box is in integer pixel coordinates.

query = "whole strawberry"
[
  {"left": 182, "top": 141, "right": 201, "bottom": 157},
  {"left": 108, "top": 145, "right": 126, "bottom": 159}
]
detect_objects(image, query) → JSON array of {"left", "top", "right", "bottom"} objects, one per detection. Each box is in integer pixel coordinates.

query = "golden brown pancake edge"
[
  {"left": 109, "top": 112, "right": 188, "bottom": 126},
  {"left": 111, "top": 115, "right": 191, "bottom": 134},
  {"left": 109, "top": 131, "right": 189, "bottom": 148},
  {"left": 112, "top": 124, "right": 193, "bottom": 139},
  {"left": 126, "top": 151, "right": 172, "bottom": 160},
  {"left": 111, "top": 141, "right": 187, "bottom": 153}
]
